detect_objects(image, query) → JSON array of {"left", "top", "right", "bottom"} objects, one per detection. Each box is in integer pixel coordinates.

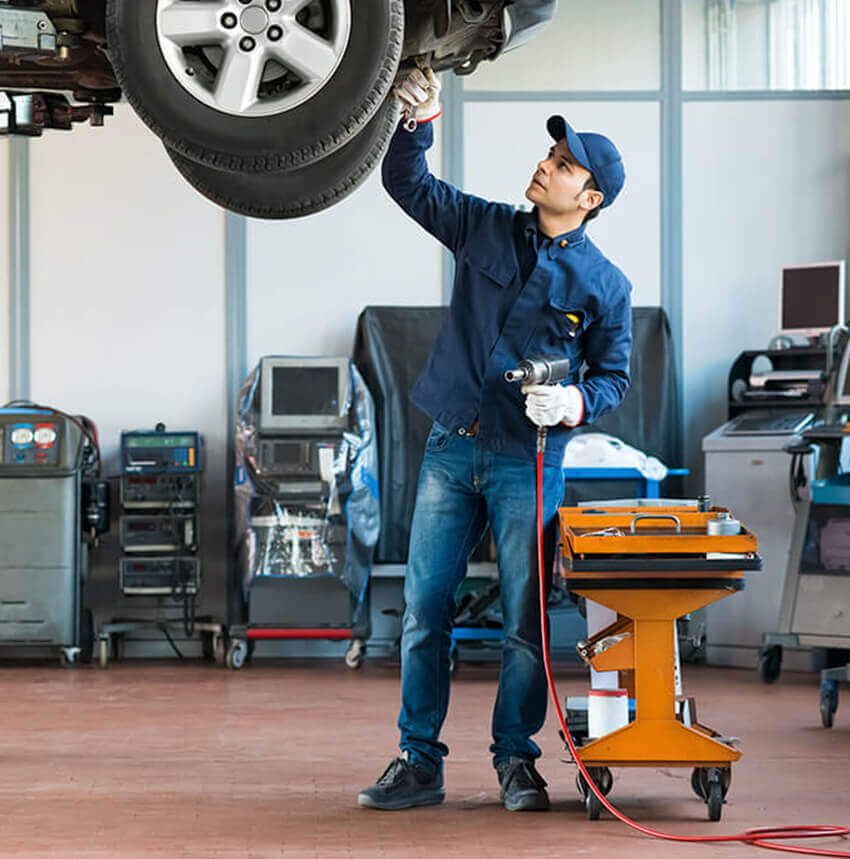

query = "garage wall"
[
  {"left": 13, "top": 101, "right": 444, "bottom": 650},
  {"left": 246, "top": 124, "right": 444, "bottom": 364},
  {"left": 27, "top": 104, "right": 229, "bottom": 635},
  {"left": 463, "top": 101, "right": 661, "bottom": 308},
  {"left": 682, "top": 98, "right": 850, "bottom": 484},
  {"left": 0, "top": 141, "right": 9, "bottom": 406}
]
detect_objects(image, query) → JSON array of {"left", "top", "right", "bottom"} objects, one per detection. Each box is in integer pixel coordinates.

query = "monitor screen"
[
  {"left": 258, "top": 357, "right": 349, "bottom": 434},
  {"left": 272, "top": 367, "right": 339, "bottom": 417},
  {"left": 781, "top": 262, "right": 845, "bottom": 334}
]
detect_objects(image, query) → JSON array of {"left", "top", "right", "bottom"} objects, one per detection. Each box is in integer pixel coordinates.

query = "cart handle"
[{"left": 629, "top": 513, "right": 682, "bottom": 534}]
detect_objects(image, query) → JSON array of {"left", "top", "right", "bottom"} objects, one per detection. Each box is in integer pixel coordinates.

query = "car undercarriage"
[{"left": 0, "top": 0, "right": 554, "bottom": 215}]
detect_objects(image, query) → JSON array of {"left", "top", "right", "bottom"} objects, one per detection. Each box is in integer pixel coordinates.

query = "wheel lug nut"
[
  {"left": 268, "top": 24, "right": 283, "bottom": 40},
  {"left": 266, "top": 0, "right": 281, "bottom": 10},
  {"left": 240, "top": 35, "right": 256, "bottom": 50},
  {"left": 221, "top": 12, "right": 237, "bottom": 28}
]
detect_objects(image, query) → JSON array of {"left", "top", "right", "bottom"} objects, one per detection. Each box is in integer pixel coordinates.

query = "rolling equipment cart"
[
  {"left": 559, "top": 503, "right": 761, "bottom": 821},
  {"left": 229, "top": 356, "right": 379, "bottom": 670}
]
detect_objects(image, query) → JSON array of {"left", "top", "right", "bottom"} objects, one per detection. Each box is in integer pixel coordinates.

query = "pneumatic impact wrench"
[{"left": 505, "top": 355, "right": 572, "bottom": 454}]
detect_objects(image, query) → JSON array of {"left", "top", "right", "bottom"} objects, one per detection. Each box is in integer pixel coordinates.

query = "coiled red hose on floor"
[{"left": 535, "top": 447, "right": 850, "bottom": 856}]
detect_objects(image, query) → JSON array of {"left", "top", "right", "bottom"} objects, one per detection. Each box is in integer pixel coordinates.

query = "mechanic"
[{"left": 358, "top": 67, "right": 633, "bottom": 813}]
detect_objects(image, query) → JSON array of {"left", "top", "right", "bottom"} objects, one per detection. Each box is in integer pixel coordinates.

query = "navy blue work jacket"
[{"left": 381, "top": 121, "right": 633, "bottom": 467}]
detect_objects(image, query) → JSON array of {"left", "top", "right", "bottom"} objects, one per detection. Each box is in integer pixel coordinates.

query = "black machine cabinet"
[{"left": 354, "top": 306, "right": 682, "bottom": 562}]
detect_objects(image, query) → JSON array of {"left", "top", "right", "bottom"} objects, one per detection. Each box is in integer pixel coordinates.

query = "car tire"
[
  {"left": 164, "top": 95, "right": 399, "bottom": 218},
  {"left": 106, "top": 0, "right": 403, "bottom": 172}
]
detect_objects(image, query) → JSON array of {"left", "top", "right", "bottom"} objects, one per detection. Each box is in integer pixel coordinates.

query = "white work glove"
[
  {"left": 395, "top": 66, "right": 442, "bottom": 126},
  {"left": 522, "top": 384, "right": 584, "bottom": 428}
]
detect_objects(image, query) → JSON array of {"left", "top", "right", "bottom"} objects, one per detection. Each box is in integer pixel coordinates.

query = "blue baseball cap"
[{"left": 546, "top": 115, "right": 625, "bottom": 209}]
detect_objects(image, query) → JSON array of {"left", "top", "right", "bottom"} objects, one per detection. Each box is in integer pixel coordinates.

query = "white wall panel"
[
  {"left": 683, "top": 99, "right": 850, "bottom": 482},
  {"left": 0, "top": 141, "right": 9, "bottom": 406},
  {"left": 463, "top": 101, "right": 661, "bottom": 308},
  {"left": 28, "top": 104, "right": 227, "bottom": 622},
  {"left": 466, "top": 0, "right": 660, "bottom": 92},
  {"left": 247, "top": 124, "right": 444, "bottom": 364}
]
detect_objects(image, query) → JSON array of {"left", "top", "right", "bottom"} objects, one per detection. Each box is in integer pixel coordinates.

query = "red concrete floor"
[{"left": 0, "top": 659, "right": 848, "bottom": 858}]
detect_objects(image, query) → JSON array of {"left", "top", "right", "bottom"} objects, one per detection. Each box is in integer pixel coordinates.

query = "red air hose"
[{"left": 535, "top": 446, "right": 850, "bottom": 856}]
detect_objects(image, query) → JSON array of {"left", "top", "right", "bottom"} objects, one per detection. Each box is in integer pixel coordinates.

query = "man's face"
[{"left": 525, "top": 137, "right": 602, "bottom": 218}]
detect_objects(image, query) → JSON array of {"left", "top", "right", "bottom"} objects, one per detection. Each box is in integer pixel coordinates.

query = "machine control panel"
[
  {"left": 120, "top": 514, "right": 196, "bottom": 552},
  {"left": 121, "top": 431, "right": 202, "bottom": 474},
  {"left": 0, "top": 416, "right": 62, "bottom": 466},
  {"left": 119, "top": 557, "right": 200, "bottom": 596},
  {"left": 120, "top": 473, "right": 199, "bottom": 508}
]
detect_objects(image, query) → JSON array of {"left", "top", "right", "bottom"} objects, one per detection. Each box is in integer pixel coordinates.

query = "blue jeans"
[{"left": 398, "top": 421, "right": 565, "bottom": 774}]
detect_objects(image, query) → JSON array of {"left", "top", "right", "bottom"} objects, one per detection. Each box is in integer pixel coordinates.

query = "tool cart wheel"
[
  {"left": 345, "top": 639, "right": 365, "bottom": 670},
  {"left": 213, "top": 633, "right": 226, "bottom": 666},
  {"left": 707, "top": 781, "right": 724, "bottom": 821},
  {"left": 585, "top": 788, "right": 603, "bottom": 820},
  {"left": 820, "top": 679, "right": 839, "bottom": 728},
  {"left": 576, "top": 768, "right": 613, "bottom": 798},
  {"left": 97, "top": 638, "right": 109, "bottom": 669},
  {"left": 759, "top": 645, "right": 783, "bottom": 684},
  {"left": 226, "top": 639, "right": 248, "bottom": 670},
  {"left": 576, "top": 767, "right": 612, "bottom": 820},
  {"left": 692, "top": 767, "right": 729, "bottom": 820}
]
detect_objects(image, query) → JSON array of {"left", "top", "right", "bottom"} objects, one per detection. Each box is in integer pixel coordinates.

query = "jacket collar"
[{"left": 521, "top": 208, "right": 587, "bottom": 255}]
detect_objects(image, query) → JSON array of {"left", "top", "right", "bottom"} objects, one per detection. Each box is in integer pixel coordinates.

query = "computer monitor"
[
  {"left": 779, "top": 261, "right": 846, "bottom": 337},
  {"left": 259, "top": 356, "right": 350, "bottom": 434}
]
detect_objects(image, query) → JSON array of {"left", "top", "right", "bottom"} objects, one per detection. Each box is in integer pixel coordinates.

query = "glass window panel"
[
  {"left": 684, "top": 0, "right": 850, "bottom": 91},
  {"left": 465, "top": 0, "right": 660, "bottom": 92}
]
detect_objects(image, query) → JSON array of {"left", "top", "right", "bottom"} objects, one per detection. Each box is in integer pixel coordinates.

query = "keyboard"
[{"left": 725, "top": 410, "right": 815, "bottom": 436}]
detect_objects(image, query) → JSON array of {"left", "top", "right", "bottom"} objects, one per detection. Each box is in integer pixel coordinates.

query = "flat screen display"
[
  {"left": 271, "top": 367, "right": 339, "bottom": 416},
  {"left": 781, "top": 264, "right": 843, "bottom": 332}
]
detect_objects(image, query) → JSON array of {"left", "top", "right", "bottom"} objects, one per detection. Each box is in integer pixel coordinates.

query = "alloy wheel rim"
[{"left": 155, "top": 0, "right": 351, "bottom": 118}]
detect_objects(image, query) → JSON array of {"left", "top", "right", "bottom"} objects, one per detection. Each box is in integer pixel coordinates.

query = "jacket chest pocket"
[{"left": 536, "top": 296, "right": 592, "bottom": 353}]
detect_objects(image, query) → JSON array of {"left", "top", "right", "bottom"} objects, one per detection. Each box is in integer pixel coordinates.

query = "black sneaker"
[
  {"left": 357, "top": 757, "right": 445, "bottom": 811},
  {"left": 496, "top": 757, "right": 549, "bottom": 812}
]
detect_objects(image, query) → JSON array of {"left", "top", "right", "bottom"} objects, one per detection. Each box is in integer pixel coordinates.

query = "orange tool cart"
[{"left": 558, "top": 503, "right": 761, "bottom": 821}]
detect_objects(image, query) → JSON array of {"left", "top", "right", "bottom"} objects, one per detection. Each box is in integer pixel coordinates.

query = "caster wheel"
[
  {"left": 759, "top": 645, "right": 782, "bottom": 684},
  {"left": 60, "top": 647, "right": 80, "bottom": 668},
  {"left": 707, "top": 781, "right": 724, "bottom": 821},
  {"left": 576, "top": 768, "right": 613, "bottom": 804},
  {"left": 693, "top": 767, "right": 731, "bottom": 810},
  {"left": 112, "top": 634, "right": 124, "bottom": 662},
  {"left": 345, "top": 639, "right": 365, "bottom": 670},
  {"left": 213, "top": 634, "right": 226, "bottom": 666},
  {"left": 97, "top": 639, "right": 109, "bottom": 669},
  {"left": 820, "top": 681, "right": 838, "bottom": 728},
  {"left": 226, "top": 639, "right": 247, "bottom": 670},
  {"left": 201, "top": 631, "right": 214, "bottom": 661},
  {"left": 586, "top": 788, "right": 602, "bottom": 820}
]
